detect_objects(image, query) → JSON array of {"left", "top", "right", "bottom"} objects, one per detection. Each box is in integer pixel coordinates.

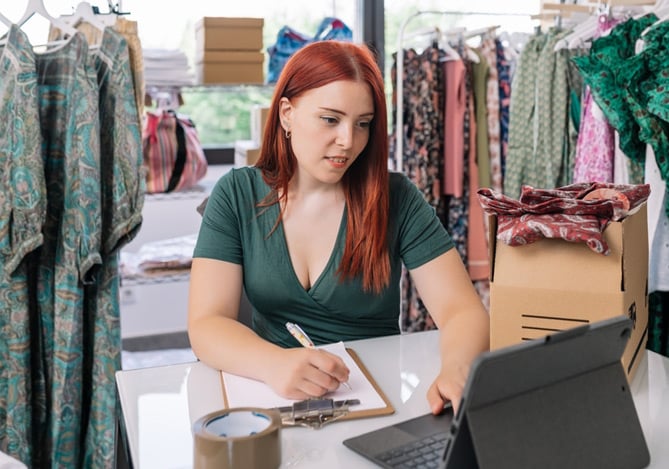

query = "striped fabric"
[{"left": 142, "top": 110, "right": 208, "bottom": 193}]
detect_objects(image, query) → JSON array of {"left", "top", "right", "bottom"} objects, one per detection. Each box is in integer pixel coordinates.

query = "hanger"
[
  {"left": 60, "top": 2, "right": 114, "bottom": 31},
  {"left": 0, "top": 11, "right": 12, "bottom": 28},
  {"left": 17, "top": 0, "right": 79, "bottom": 38},
  {"left": 402, "top": 26, "right": 463, "bottom": 61},
  {"left": 436, "top": 26, "right": 465, "bottom": 62},
  {"left": 0, "top": 12, "right": 12, "bottom": 45},
  {"left": 553, "top": 0, "right": 614, "bottom": 52},
  {"left": 464, "top": 25, "right": 500, "bottom": 40},
  {"left": 554, "top": 14, "right": 600, "bottom": 51},
  {"left": 635, "top": 0, "right": 669, "bottom": 51}
]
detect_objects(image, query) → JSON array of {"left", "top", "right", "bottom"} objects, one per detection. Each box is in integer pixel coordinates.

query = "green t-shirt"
[{"left": 194, "top": 167, "right": 454, "bottom": 347}]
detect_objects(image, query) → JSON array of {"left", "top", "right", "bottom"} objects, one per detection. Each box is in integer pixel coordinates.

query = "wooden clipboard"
[
  {"left": 218, "top": 347, "right": 395, "bottom": 421},
  {"left": 337, "top": 347, "right": 395, "bottom": 420}
]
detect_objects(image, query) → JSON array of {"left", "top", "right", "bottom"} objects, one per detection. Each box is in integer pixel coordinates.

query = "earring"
[{"left": 285, "top": 129, "right": 291, "bottom": 139}]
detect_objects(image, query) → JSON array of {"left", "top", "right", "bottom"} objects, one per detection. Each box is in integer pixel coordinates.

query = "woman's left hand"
[{"left": 426, "top": 360, "right": 470, "bottom": 415}]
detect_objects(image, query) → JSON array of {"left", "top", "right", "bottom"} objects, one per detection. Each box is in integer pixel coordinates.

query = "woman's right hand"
[{"left": 264, "top": 347, "right": 351, "bottom": 400}]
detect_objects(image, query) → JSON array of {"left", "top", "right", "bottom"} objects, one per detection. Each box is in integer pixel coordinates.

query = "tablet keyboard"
[{"left": 376, "top": 432, "right": 447, "bottom": 468}]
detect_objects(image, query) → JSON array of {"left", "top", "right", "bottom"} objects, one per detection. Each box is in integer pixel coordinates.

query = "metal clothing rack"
[{"left": 393, "top": 10, "right": 535, "bottom": 174}]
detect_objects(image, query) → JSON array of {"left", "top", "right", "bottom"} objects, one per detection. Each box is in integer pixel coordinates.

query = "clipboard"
[{"left": 218, "top": 344, "right": 395, "bottom": 424}]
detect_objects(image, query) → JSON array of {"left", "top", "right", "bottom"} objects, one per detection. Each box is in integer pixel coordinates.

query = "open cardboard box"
[{"left": 488, "top": 203, "right": 649, "bottom": 379}]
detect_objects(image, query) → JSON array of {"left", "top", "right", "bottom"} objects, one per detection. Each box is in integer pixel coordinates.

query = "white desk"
[{"left": 116, "top": 330, "right": 669, "bottom": 469}]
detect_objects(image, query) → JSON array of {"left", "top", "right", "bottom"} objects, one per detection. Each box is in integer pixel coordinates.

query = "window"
[
  {"left": 4, "top": 1, "right": 542, "bottom": 147},
  {"left": 3, "top": 1, "right": 357, "bottom": 147}
]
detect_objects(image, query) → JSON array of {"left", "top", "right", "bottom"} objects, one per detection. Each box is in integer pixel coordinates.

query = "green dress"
[
  {"left": 194, "top": 168, "right": 454, "bottom": 347},
  {"left": 571, "top": 14, "right": 659, "bottom": 186}
]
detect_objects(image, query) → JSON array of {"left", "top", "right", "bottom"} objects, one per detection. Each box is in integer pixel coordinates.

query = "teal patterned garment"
[
  {"left": 1, "top": 25, "right": 142, "bottom": 468},
  {"left": 0, "top": 25, "right": 47, "bottom": 466},
  {"left": 34, "top": 32, "right": 102, "bottom": 467},
  {"left": 82, "top": 27, "right": 144, "bottom": 468}
]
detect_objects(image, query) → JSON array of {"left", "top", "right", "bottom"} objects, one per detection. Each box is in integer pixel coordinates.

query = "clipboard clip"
[{"left": 274, "top": 397, "right": 360, "bottom": 429}]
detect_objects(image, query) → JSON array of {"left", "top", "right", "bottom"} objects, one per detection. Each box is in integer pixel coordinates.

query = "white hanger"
[
  {"left": 0, "top": 13, "right": 12, "bottom": 45},
  {"left": 62, "top": 1, "right": 117, "bottom": 30},
  {"left": 17, "top": 0, "right": 79, "bottom": 38},
  {"left": 437, "top": 27, "right": 465, "bottom": 62},
  {"left": 554, "top": 13, "right": 601, "bottom": 51},
  {"left": 436, "top": 28, "right": 480, "bottom": 64},
  {"left": 402, "top": 26, "right": 463, "bottom": 62},
  {"left": 464, "top": 25, "right": 500, "bottom": 40},
  {"left": 635, "top": 0, "right": 669, "bottom": 52},
  {"left": 0, "top": 12, "right": 12, "bottom": 28}
]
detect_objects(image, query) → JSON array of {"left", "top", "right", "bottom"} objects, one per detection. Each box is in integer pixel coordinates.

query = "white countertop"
[{"left": 116, "top": 330, "right": 669, "bottom": 468}]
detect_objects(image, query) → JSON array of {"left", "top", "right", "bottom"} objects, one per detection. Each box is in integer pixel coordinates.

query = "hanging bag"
[
  {"left": 142, "top": 109, "right": 208, "bottom": 193},
  {"left": 266, "top": 17, "right": 353, "bottom": 83}
]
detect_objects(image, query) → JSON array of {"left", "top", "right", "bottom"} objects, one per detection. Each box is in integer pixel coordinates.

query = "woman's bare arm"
[{"left": 409, "top": 249, "right": 490, "bottom": 414}]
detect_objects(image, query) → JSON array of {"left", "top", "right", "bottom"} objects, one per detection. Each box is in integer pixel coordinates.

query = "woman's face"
[{"left": 279, "top": 79, "right": 374, "bottom": 186}]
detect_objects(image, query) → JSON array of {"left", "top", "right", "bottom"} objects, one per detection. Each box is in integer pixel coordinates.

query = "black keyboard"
[{"left": 377, "top": 433, "right": 448, "bottom": 468}]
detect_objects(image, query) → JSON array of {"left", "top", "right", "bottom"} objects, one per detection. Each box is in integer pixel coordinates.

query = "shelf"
[{"left": 121, "top": 271, "right": 190, "bottom": 287}]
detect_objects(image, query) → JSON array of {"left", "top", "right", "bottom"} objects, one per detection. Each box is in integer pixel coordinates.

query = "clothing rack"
[{"left": 394, "top": 10, "right": 535, "bottom": 174}]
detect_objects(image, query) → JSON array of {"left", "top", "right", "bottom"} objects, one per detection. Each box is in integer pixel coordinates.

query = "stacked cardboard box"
[
  {"left": 234, "top": 140, "right": 261, "bottom": 167},
  {"left": 487, "top": 204, "right": 649, "bottom": 380},
  {"left": 235, "top": 105, "right": 270, "bottom": 167},
  {"left": 195, "top": 17, "right": 265, "bottom": 85},
  {"left": 250, "top": 105, "right": 270, "bottom": 144}
]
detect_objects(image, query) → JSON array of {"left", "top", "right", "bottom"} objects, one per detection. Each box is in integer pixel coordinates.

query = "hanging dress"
[
  {"left": 0, "top": 24, "right": 47, "bottom": 466},
  {"left": 395, "top": 46, "right": 445, "bottom": 332},
  {"left": 34, "top": 32, "right": 102, "bottom": 466},
  {"left": 571, "top": 15, "right": 657, "bottom": 185},
  {"left": 81, "top": 27, "right": 144, "bottom": 468},
  {"left": 505, "top": 29, "right": 574, "bottom": 197}
]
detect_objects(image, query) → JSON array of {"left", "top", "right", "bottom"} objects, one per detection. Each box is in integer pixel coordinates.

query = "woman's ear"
[{"left": 278, "top": 97, "right": 292, "bottom": 132}]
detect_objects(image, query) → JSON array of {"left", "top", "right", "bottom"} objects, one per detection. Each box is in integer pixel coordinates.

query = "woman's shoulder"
[
  {"left": 389, "top": 171, "right": 412, "bottom": 188},
  {"left": 218, "top": 165, "right": 263, "bottom": 183},
  {"left": 388, "top": 171, "right": 420, "bottom": 198},
  {"left": 214, "top": 166, "right": 266, "bottom": 195}
]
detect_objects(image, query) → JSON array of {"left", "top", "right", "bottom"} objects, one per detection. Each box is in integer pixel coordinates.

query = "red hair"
[{"left": 257, "top": 41, "right": 390, "bottom": 293}]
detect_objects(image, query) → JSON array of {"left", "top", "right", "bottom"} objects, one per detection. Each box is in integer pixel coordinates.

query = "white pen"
[
  {"left": 286, "top": 321, "right": 315, "bottom": 348},
  {"left": 285, "top": 321, "right": 352, "bottom": 391}
]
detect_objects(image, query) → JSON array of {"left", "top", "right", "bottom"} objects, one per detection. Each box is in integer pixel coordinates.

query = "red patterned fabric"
[{"left": 477, "top": 182, "right": 650, "bottom": 254}]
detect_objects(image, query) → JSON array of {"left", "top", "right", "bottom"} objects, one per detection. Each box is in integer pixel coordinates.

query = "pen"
[
  {"left": 286, "top": 321, "right": 315, "bottom": 348},
  {"left": 285, "top": 321, "right": 352, "bottom": 391}
]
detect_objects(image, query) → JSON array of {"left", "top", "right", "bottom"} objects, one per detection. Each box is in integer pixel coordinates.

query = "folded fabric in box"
[{"left": 477, "top": 182, "right": 650, "bottom": 255}]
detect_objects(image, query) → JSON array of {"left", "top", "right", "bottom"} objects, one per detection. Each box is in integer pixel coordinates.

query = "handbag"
[
  {"left": 142, "top": 109, "right": 208, "bottom": 193},
  {"left": 266, "top": 17, "right": 353, "bottom": 83}
]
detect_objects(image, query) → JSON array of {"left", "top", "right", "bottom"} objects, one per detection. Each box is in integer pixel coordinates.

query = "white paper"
[{"left": 222, "top": 342, "right": 386, "bottom": 411}]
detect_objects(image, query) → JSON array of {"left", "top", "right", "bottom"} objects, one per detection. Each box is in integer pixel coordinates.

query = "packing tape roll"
[{"left": 193, "top": 407, "right": 282, "bottom": 469}]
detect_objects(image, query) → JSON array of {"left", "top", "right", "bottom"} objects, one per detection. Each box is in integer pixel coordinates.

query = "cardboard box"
[
  {"left": 488, "top": 204, "right": 649, "bottom": 379},
  {"left": 235, "top": 140, "right": 261, "bottom": 167},
  {"left": 251, "top": 105, "right": 270, "bottom": 145},
  {"left": 196, "top": 51, "right": 264, "bottom": 85},
  {"left": 195, "top": 17, "right": 264, "bottom": 52}
]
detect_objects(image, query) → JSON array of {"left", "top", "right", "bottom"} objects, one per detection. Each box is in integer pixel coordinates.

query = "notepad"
[{"left": 220, "top": 342, "right": 394, "bottom": 420}]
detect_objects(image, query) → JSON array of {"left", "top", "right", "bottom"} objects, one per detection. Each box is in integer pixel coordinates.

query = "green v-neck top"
[{"left": 193, "top": 167, "right": 454, "bottom": 347}]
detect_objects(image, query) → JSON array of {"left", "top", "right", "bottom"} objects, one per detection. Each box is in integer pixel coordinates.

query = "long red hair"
[{"left": 256, "top": 40, "right": 390, "bottom": 293}]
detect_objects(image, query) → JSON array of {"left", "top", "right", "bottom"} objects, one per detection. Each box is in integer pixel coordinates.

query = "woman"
[{"left": 188, "top": 40, "right": 489, "bottom": 414}]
